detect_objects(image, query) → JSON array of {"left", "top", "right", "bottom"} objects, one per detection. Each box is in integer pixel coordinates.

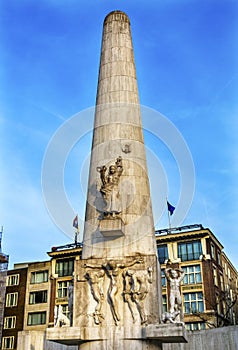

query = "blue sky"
[{"left": 1, "top": 0, "right": 238, "bottom": 269}]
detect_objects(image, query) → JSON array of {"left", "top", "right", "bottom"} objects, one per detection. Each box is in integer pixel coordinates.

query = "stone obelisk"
[
  {"left": 77, "top": 10, "right": 162, "bottom": 349},
  {"left": 82, "top": 10, "right": 157, "bottom": 260},
  {"left": 47, "top": 10, "right": 187, "bottom": 350}
]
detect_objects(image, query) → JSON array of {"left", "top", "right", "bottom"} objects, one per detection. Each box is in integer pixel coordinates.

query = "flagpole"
[
  {"left": 167, "top": 207, "right": 171, "bottom": 230},
  {"left": 166, "top": 198, "right": 171, "bottom": 230},
  {"left": 74, "top": 228, "right": 79, "bottom": 245},
  {"left": 167, "top": 199, "right": 175, "bottom": 231},
  {"left": 73, "top": 215, "right": 80, "bottom": 245}
]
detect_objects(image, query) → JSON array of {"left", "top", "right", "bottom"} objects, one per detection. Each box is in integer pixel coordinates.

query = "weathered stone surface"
[
  {"left": 99, "top": 217, "right": 125, "bottom": 237},
  {"left": 46, "top": 9, "right": 186, "bottom": 350},
  {"left": 145, "top": 324, "right": 187, "bottom": 343},
  {"left": 82, "top": 9, "right": 156, "bottom": 260}
]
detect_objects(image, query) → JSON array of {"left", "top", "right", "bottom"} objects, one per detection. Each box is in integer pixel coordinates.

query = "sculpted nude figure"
[
  {"left": 85, "top": 256, "right": 143, "bottom": 325},
  {"left": 125, "top": 267, "right": 153, "bottom": 324},
  {"left": 85, "top": 269, "right": 105, "bottom": 325},
  {"left": 165, "top": 267, "right": 185, "bottom": 316}
]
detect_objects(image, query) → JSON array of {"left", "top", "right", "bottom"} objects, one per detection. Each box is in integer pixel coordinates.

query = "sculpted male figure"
[
  {"left": 165, "top": 267, "right": 185, "bottom": 314},
  {"left": 125, "top": 267, "right": 153, "bottom": 324},
  {"left": 85, "top": 256, "right": 143, "bottom": 325},
  {"left": 85, "top": 269, "right": 105, "bottom": 325},
  {"left": 54, "top": 305, "right": 70, "bottom": 328},
  {"left": 103, "top": 256, "right": 143, "bottom": 325}
]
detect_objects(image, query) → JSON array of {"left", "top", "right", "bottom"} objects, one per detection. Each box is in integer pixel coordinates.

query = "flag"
[
  {"left": 73, "top": 215, "right": 78, "bottom": 229},
  {"left": 167, "top": 201, "right": 175, "bottom": 216}
]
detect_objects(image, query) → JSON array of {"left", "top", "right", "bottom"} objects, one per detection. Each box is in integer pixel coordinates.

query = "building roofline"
[
  {"left": 47, "top": 242, "right": 82, "bottom": 258},
  {"left": 156, "top": 225, "right": 224, "bottom": 250},
  {"left": 221, "top": 251, "right": 238, "bottom": 274}
]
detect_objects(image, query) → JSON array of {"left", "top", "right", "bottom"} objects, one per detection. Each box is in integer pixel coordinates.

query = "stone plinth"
[
  {"left": 46, "top": 326, "right": 109, "bottom": 346},
  {"left": 46, "top": 324, "right": 187, "bottom": 346},
  {"left": 99, "top": 216, "right": 125, "bottom": 237},
  {"left": 145, "top": 324, "right": 187, "bottom": 343}
]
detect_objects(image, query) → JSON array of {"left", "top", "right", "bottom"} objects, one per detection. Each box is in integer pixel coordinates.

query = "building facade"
[
  {"left": 0, "top": 229, "right": 9, "bottom": 343},
  {"left": 156, "top": 224, "right": 238, "bottom": 331},
  {"left": 1, "top": 225, "right": 237, "bottom": 349}
]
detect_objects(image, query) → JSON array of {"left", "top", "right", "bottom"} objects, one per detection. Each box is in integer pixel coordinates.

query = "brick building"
[
  {"left": 1, "top": 267, "right": 27, "bottom": 350},
  {"left": 1, "top": 225, "right": 237, "bottom": 349},
  {"left": 156, "top": 224, "right": 238, "bottom": 331},
  {"left": 0, "top": 229, "right": 9, "bottom": 343}
]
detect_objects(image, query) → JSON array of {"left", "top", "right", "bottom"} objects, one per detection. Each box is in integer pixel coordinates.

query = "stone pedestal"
[
  {"left": 46, "top": 324, "right": 187, "bottom": 347},
  {"left": 99, "top": 216, "right": 125, "bottom": 237}
]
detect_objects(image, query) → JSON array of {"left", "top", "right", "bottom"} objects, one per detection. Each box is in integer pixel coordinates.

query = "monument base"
[
  {"left": 46, "top": 324, "right": 187, "bottom": 346},
  {"left": 145, "top": 323, "right": 187, "bottom": 343}
]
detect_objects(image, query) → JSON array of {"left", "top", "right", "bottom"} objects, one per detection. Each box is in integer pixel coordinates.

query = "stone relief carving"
[
  {"left": 122, "top": 270, "right": 136, "bottom": 323},
  {"left": 162, "top": 310, "right": 181, "bottom": 324},
  {"left": 84, "top": 256, "right": 143, "bottom": 325},
  {"left": 163, "top": 267, "right": 185, "bottom": 324},
  {"left": 54, "top": 304, "right": 70, "bottom": 327},
  {"left": 123, "top": 267, "right": 153, "bottom": 324},
  {"left": 122, "top": 144, "right": 131, "bottom": 154},
  {"left": 97, "top": 157, "right": 123, "bottom": 217},
  {"left": 85, "top": 269, "right": 105, "bottom": 325}
]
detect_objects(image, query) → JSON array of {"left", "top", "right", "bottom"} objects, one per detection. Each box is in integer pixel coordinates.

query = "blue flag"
[{"left": 167, "top": 201, "right": 175, "bottom": 215}]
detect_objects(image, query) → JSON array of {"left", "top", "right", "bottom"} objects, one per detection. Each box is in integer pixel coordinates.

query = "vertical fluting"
[
  {"left": 82, "top": 10, "right": 157, "bottom": 260},
  {"left": 76, "top": 11, "right": 162, "bottom": 350}
]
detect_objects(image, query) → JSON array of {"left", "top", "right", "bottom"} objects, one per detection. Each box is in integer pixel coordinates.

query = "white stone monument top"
[{"left": 82, "top": 9, "right": 156, "bottom": 260}]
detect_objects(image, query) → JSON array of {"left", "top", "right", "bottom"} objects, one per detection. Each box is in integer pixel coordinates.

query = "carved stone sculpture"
[
  {"left": 161, "top": 310, "right": 181, "bottom": 324},
  {"left": 124, "top": 267, "right": 153, "bottom": 324},
  {"left": 54, "top": 305, "right": 70, "bottom": 327},
  {"left": 164, "top": 267, "right": 185, "bottom": 324},
  {"left": 84, "top": 256, "right": 143, "bottom": 325},
  {"left": 85, "top": 269, "right": 105, "bottom": 325},
  {"left": 122, "top": 270, "right": 136, "bottom": 323},
  {"left": 97, "top": 157, "right": 123, "bottom": 217}
]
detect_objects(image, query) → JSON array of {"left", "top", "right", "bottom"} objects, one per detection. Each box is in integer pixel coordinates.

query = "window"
[
  {"left": 183, "top": 292, "right": 204, "bottom": 314},
  {"left": 224, "top": 262, "right": 228, "bottom": 275},
  {"left": 223, "top": 301, "right": 226, "bottom": 314},
  {"left": 4, "top": 316, "right": 16, "bottom": 329},
  {"left": 161, "top": 269, "right": 166, "bottom": 287},
  {"left": 6, "top": 274, "right": 19, "bottom": 286},
  {"left": 217, "top": 251, "right": 221, "bottom": 265},
  {"left": 220, "top": 274, "right": 224, "bottom": 291},
  {"left": 27, "top": 312, "right": 46, "bottom": 326},
  {"left": 182, "top": 265, "right": 202, "bottom": 285},
  {"left": 5, "top": 293, "right": 18, "bottom": 307},
  {"left": 29, "top": 290, "right": 47, "bottom": 304},
  {"left": 216, "top": 295, "right": 221, "bottom": 314},
  {"left": 1, "top": 336, "right": 14, "bottom": 349},
  {"left": 62, "top": 304, "right": 70, "bottom": 318},
  {"left": 57, "top": 281, "right": 70, "bottom": 298},
  {"left": 211, "top": 244, "right": 215, "bottom": 259},
  {"left": 30, "top": 270, "right": 48, "bottom": 284},
  {"left": 185, "top": 322, "right": 205, "bottom": 331},
  {"left": 178, "top": 241, "right": 202, "bottom": 261},
  {"left": 56, "top": 259, "right": 74, "bottom": 277},
  {"left": 213, "top": 267, "right": 218, "bottom": 286},
  {"left": 162, "top": 295, "right": 167, "bottom": 313},
  {"left": 157, "top": 245, "right": 168, "bottom": 264}
]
